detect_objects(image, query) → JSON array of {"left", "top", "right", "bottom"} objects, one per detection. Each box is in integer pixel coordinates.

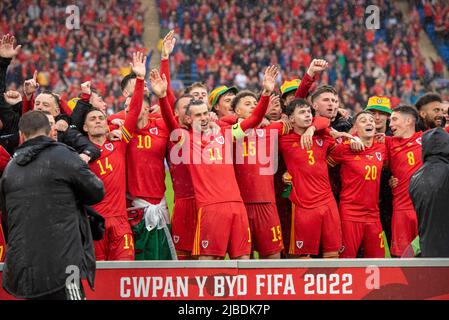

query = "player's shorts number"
[
  {"left": 0, "top": 245, "right": 3, "bottom": 261},
  {"left": 271, "top": 225, "right": 282, "bottom": 242},
  {"left": 407, "top": 151, "right": 415, "bottom": 166},
  {"left": 137, "top": 135, "right": 151, "bottom": 149},
  {"left": 97, "top": 157, "right": 113, "bottom": 175},
  {"left": 379, "top": 232, "right": 384, "bottom": 248},
  {"left": 307, "top": 150, "right": 315, "bottom": 165},
  {"left": 123, "top": 234, "right": 134, "bottom": 250},
  {"left": 364, "top": 165, "right": 377, "bottom": 180}
]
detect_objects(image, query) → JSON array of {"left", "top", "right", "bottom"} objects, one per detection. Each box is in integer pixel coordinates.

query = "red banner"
[{"left": 1, "top": 261, "right": 449, "bottom": 300}]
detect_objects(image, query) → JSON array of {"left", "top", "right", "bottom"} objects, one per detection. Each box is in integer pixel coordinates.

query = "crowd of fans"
[
  {"left": 159, "top": 0, "right": 448, "bottom": 113},
  {"left": 0, "top": 0, "right": 146, "bottom": 114}
]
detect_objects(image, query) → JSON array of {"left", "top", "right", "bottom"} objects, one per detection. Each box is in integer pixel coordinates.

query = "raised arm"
[
  {"left": 22, "top": 70, "right": 39, "bottom": 114},
  {"left": 240, "top": 65, "right": 278, "bottom": 132},
  {"left": 160, "top": 30, "right": 177, "bottom": 108},
  {"left": 0, "top": 34, "right": 21, "bottom": 106},
  {"left": 150, "top": 68, "right": 180, "bottom": 132},
  {"left": 121, "top": 52, "right": 146, "bottom": 142},
  {"left": 294, "top": 59, "right": 328, "bottom": 98}
]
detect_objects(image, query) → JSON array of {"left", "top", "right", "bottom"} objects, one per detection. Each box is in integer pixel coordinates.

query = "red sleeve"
[
  {"left": 121, "top": 78, "right": 144, "bottom": 142},
  {"left": 266, "top": 121, "right": 285, "bottom": 135},
  {"left": 21, "top": 93, "right": 34, "bottom": 114},
  {"left": 327, "top": 142, "right": 346, "bottom": 167},
  {"left": 312, "top": 116, "right": 330, "bottom": 132},
  {"left": 59, "top": 98, "right": 72, "bottom": 116},
  {"left": 160, "top": 58, "right": 176, "bottom": 108},
  {"left": 159, "top": 95, "right": 180, "bottom": 132},
  {"left": 294, "top": 73, "right": 315, "bottom": 98},
  {"left": 240, "top": 95, "right": 270, "bottom": 132},
  {"left": 0, "top": 146, "right": 10, "bottom": 172},
  {"left": 217, "top": 114, "right": 238, "bottom": 126},
  {"left": 81, "top": 93, "right": 90, "bottom": 102}
]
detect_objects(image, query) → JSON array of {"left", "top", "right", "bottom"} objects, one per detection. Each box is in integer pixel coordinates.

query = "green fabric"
[
  {"left": 281, "top": 184, "right": 292, "bottom": 198},
  {"left": 382, "top": 231, "right": 391, "bottom": 258},
  {"left": 411, "top": 235, "right": 421, "bottom": 256},
  {"left": 131, "top": 221, "right": 174, "bottom": 260}
]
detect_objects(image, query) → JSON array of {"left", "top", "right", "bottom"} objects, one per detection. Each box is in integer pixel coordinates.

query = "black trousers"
[{"left": 30, "top": 282, "right": 86, "bottom": 300}]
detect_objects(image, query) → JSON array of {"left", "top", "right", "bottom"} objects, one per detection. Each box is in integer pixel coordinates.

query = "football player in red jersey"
[
  {"left": 83, "top": 52, "right": 145, "bottom": 260},
  {"left": 328, "top": 111, "right": 387, "bottom": 258},
  {"left": 279, "top": 99, "right": 342, "bottom": 259},
  {"left": 152, "top": 66, "right": 278, "bottom": 260},
  {"left": 386, "top": 106, "right": 422, "bottom": 257}
]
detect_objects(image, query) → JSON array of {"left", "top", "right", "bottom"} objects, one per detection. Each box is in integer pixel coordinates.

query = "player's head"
[
  {"left": 415, "top": 92, "right": 444, "bottom": 129},
  {"left": 90, "top": 89, "right": 107, "bottom": 112},
  {"left": 310, "top": 85, "right": 339, "bottom": 120},
  {"left": 184, "top": 99, "right": 210, "bottom": 132},
  {"left": 174, "top": 94, "right": 194, "bottom": 126},
  {"left": 121, "top": 72, "right": 150, "bottom": 97},
  {"left": 231, "top": 91, "right": 258, "bottom": 120},
  {"left": 365, "top": 96, "right": 392, "bottom": 134},
  {"left": 266, "top": 93, "right": 282, "bottom": 121},
  {"left": 352, "top": 111, "right": 376, "bottom": 139},
  {"left": 83, "top": 107, "right": 108, "bottom": 138},
  {"left": 41, "top": 111, "right": 57, "bottom": 141},
  {"left": 285, "top": 99, "right": 314, "bottom": 129},
  {"left": 280, "top": 79, "right": 300, "bottom": 110},
  {"left": 209, "top": 86, "right": 237, "bottom": 118},
  {"left": 185, "top": 82, "right": 208, "bottom": 103},
  {"left": 389, "top": 105, "right": 419, "bottom": 138},
  {"left": 34, "top": 90, "right": 61, "bottom": 117},
  {"left": 18, "top": 111, "right": 51, "bottom": 141}
]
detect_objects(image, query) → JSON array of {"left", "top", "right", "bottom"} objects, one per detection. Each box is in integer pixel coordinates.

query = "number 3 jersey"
[
  {"left": 327, "top": 140, "right": 387, "bottom": 222},
  {"left": 279, "top": 133, "right": 335, "bottom": 209},
  {"left": 385, "top": 132, "right": 423, "bottom": 213}
]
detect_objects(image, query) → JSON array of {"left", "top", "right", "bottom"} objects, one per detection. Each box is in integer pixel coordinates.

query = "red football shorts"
[
  {"left": 171, "top": 197, "right": 197, "bottom": 253},
  {"left": 0, "top": 222, "right": 6, "bottom": 262},
  {"left": 245, "top": 202, "right": 284, "bottom": 257},
  {"left": 192, "top": 202, "right": 251, "bottom": 259},
  {"left": 340, "top": 220, "right": 384, "bottom": 258},
  {"left": 391, "top": 209, "right": 418, "bottom": 257},
  {"left": 94, "top": 215, "right": 135, "bottom": 261},
  {"left": 289, "top": 200, "right": 342, "bottom": 256}
]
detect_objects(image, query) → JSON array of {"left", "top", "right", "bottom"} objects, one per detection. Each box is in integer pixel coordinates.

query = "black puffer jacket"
[
  {"left": 0, "top": 136, "right": 105, "bottom": 298},
  {"left": 409, "top": 127, "right": 449, "bottom": 257}
]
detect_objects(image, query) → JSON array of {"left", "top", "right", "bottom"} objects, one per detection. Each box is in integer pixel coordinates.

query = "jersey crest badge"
[
  {"left": 104, "top": 143, "right": 114, "bottom": 151},
  {"left": 255, "top": 129, "right": 265, "bottom": 138},
  {"left": 215, "top": 136, "right": 225, "bottom": 145},
  {"left": 201, "top": 240, "right": 209, "bottom": 249},
  {"left": 416, "top": 137, "right": 422, "bottom": 145},
  {"left": 375, "top": 152, "right": 382, "bottom": 161},
  {"left": 316, "top": 139, "right": 323, "bottom": 147},
  {"left": 296, "top": 241, "right": 304, "bottom": 249},
  {"left": 173, "top": 236, "right": 179, "bottom": 244},
  {"left": 149, "top": 127, "right": 159, "bottom": 135}
]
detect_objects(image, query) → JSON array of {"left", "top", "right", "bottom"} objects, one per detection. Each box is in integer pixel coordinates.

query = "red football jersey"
[
  {"left": 385, "top": 132, "right": 423, "bottom": 212},
  {"left": 279, "top": 133, "right": 335, "bottom": 209},
  {"left": 89, "top": 78, "right": 143, "bottom": 218},
  {"left": 327, "top": 141, "right": 387, "bottom": 222},
  {"left": 126, "top": 116, "right": 169, "bottom": 201},
  {"left": 168, "top": 139, "right": 195, "bottom": 200},
  {"left": 234, "top": 122, "right": 285, "bottom": 203}
]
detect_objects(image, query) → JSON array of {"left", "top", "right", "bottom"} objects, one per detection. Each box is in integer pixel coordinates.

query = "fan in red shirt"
[
  {"left": 327, "top": 111, "right": 386, "bottom": 258},
  {"left": 279, "top": 99, "right": 343, "bottom": 258},
  {"left": 83, "top": 52, "right": 145, "bottom": 261},
  {"left": 152, "top": 66, "right": 278, "bottom": 260}
]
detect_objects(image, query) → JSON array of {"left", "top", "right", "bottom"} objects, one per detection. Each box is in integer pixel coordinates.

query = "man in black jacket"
[
  {"left": 409, "top": 127, "right": 449, "bottom": 257},
  {"left": 0, "top": 111, "right": 105, "bottom": 300}
]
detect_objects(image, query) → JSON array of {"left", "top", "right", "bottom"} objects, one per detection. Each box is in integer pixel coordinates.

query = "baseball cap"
[
  {"left": 365, "top": 96, "right": 392, "bottom": 115},
  {"left": 208, "top": 85, "right": 238, "bottom": 109},
  {"left": 280, "top": 79, "right": 301, "bottom": 98}
]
